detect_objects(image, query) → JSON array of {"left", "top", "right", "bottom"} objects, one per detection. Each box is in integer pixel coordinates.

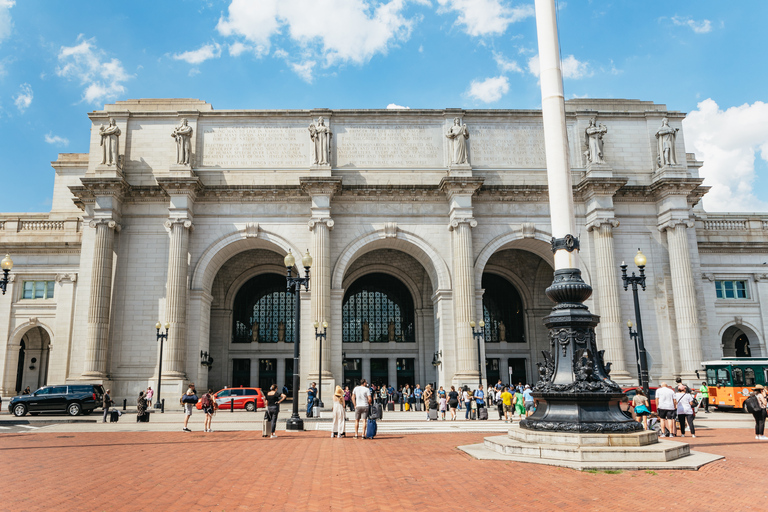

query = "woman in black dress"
[
  {"left": 447, "top": 386, "right": 459, "bottom": 420},
  {"left": 136, "top": 391, "right": 148, "bottom": 423},
  {"left": 265, "top": 384, "right": 286, "bottom": 438}
]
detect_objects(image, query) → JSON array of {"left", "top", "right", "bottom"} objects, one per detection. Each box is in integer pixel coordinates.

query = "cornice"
[
  {"left": 475, "top": 185, "right": 548, "bottom": 202},
  {"left": 574, "top": 177, "right": 628, "bottom": 200},
  {"left": 438, "top": 176, "right": 484, "bottom": 197},
  {"left": 156, "top": 176, "right": 203, "bottom": 198},
  {"left": 336, "top": 185, "right": 443, "bottom": 201},
  {"left": 697, "top": 242, "right": 768, "bottom": 254},
  {"left": 196, "top": 185, "right": 306, "bottom": 203},
  {"left": 299, "top": 176, "right": 343, "bottom": 197}
]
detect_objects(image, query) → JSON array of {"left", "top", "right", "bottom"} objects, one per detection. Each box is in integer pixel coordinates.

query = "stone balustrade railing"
[
  {"left": 702, "top": 219, "right": 748, "bottom": 231},
  {"left": 0, "top": 217, "right": 80, "bottom": 234},
  {"left": 19, "top": 220, "right": 65, "bottom": 231}
]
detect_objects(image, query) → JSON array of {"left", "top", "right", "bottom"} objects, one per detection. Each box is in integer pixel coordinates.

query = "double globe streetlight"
[
  {"left": 1, "top": 254, "right": 14, "bottom": 295},
  {"left": 470, "top": 320, "right": 485, "bottom": 389},
  {"left": 154, "top": 322, "right": 170, "bottom": 411},
  {"left": 620, "top": 249, "right": 650, "bottom": 398},
  {"left": 284, "top": 249, "right": 312, "bottom": 431},
  {"left": 313, "top": 320, "right": 328, "bottom": 409}
]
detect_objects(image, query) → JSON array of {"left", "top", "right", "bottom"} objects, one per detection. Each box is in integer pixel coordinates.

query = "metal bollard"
[
  {"left": 123, "top": 399, "right": 127, "bottom": 411},
  {"left": 161, "top": 398, "right": 165, "bottom": 413},
  {"left": 230, "top": 398, "right": 234, "bottom": 412}
]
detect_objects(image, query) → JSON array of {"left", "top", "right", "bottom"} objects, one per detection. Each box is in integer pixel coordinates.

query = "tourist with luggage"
[
  {"left": 448, "top": 386, "right": 459, "bottom": 420},
  {"left": 265, "top": 384, "right": 286, "bottom": 438},
  {"left": 746, "top": 384, "right": 767, "bottom": 440},
  {"left": 474, "top": 385, "right": 487, "bottom": 420},
  {"left": 674, "top": 386, "right": 696, "bottom": 437},
  {"left": 352, "top": 379, "right": 372, "bottom": 438},
  {"left": 332, "top": 385, "right": 347, "bottom": 438},
  {"left": 102, "top": 389, "right": 113, "bottom": 423},
  {"left": 201, "top": 389, "right": 217, "bottom": 432},
  {"left": 136, "top": 391, "right": 149, "bottom": 423},
  {"left": 181, "top": 384, "right": 198, "bottom": 432}
]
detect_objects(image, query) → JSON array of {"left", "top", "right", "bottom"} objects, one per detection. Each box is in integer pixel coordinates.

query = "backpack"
[
  {"left": 201, "top": 394, "right": 212, "bottom": 408},
  {"left": 744, "top": 394, "right": 760, "bottom": 413}
]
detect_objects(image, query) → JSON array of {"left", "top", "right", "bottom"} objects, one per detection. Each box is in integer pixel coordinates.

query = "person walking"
[
  {"left": 306, "top": 382, "right": 317, "bottom": 417},
  {"left": 181, "top": 384, "right": 198, "bottom": 432},
  {"left": 699, "top": 382, "right": 710, "bottom": 413},
  {"left": 201, "top": 389, "right": 217, "bottom": 433},
  {"left": 352, "top": 379, "right": 371, "bottom": 439},
  {"left": 655, "top": 382, "right": 677, "bottom": 437},
  {"left": 146, "top": 386, "right": 154, "bottom": 408},
  {"left": 473, "top": 385, "right": 485, "bottom": 419},
  {"left": 332, "top": 385, "right": 347, "bottom": 438},
  {"left": 137, "top": 391, "right": 149, "bottom": 423},
  {"left": 750, "top": 384, "right": 767, "bottom": 440},
  {"left": 439, "top": 393, "right": 447, "bottom": 420},
  {"left": 522, "top": 385, "right": 535, "bottom": 417},
  {"left": 265, "top": 384, "right": 286, "bottom": 438},
  {"left": 514, "top": 387, "right": 526, "bottom": 421},
  {"left": 423, "top": 384, "right": 434, "bottom": 420},
  {"left": 501, "top": 386, "right": 514, "bottom": 423},
  {"left": 102, "top": 389, "right": 113, "bottom": 423},
  {"left": 413, "top": 385, "right": 423, "bottom": 412},
  {"left": 344, "top": 386, "right": 353, "bottom": 412},
  {"left": 463, "top": 386, "right": 472, "bottom": 419},
  {"left": 632, "top": 389, "right": 651, "bottom": 430},
  {"left": 446, "top": 386, "right": 459, "bottom": 420},
  {"left": 379, "top": 385, "right": 388, "bottom": 406},
  {"left": 674, "top": 386, "right": 696, "bottom": 437}
]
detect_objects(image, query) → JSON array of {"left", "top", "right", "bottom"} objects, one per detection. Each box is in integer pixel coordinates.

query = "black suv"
[{"left": 8, "top": 384, "right": 105, "bottom": 417}]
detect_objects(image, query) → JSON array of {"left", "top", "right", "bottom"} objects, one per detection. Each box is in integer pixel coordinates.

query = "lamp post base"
[
  {"left": 520, "top": 392, "right": 643, "bottom": 433},
  {"left": 285, "top": 415, "right": 304, "bottom": 431}
]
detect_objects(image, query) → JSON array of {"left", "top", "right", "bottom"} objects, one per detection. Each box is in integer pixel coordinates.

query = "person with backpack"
[
  {"left": 102, "top": 389, "right": 113, "bottom": 423},
  {"left": 306, "top": 382, "right": 317, "bottom": 417},
  {"left": 746, "top": 384, "right": 767, "bottom": 440},
  {"left": 201, "top": 389, "right": 218, "bottom": 432},
  {"left": 181, "top": 384, "right": 198, "bottom": 432},
  {"left": 674, "top": 386, "right": 696, "bottom": 437}
]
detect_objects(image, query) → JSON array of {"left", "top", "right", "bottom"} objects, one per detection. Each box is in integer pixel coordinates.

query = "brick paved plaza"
[{"left": 0, "top": 426, "right": 765, "bottom": 512}]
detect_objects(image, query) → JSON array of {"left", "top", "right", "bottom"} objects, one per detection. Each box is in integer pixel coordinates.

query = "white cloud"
[
  {"left": 45, "top": 133, "right": 69, "bottom": 146},
  {"left": 493, "top": 51, "right": 522, "bottom": 73},
  {"left": 0, "top": 0, "right": 14, "bottom": 43},
  {"left": 684, "top": 99, "right": 768, "bottom": 212},
  {"left": 467, "top": 75, "right": 509, "bottom": 103},
  {"left": 13, "top": 82, "right": 32, "bottom": 112},
  {"left": 188, "top": 68, "right": 201, "bottom": 77},
  {"left": 528, "top": 54, "right": 592, "bottom": 79},
  {"left": 172, "top": 42, "right": 222, "bottom": 64},
  {"left": 217, "top": 0, "right": 416, "bottom": 67},
  {"left": 290, "top": 60, "right": 316, "bottom": 83},
  {"left": 386, "top": 103, "right": 410, "bottom": 109},
  {"left": 437, "top": 0, "right": 534, "bottom": 37},
  {"left": 671, "top": 16, "right": 712, "bottom": 34},
  {"left": 56, "top": 35, "right": 131, "bottom": 105}
]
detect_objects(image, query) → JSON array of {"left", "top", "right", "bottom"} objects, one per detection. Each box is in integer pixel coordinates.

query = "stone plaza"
[{"left": 1, "top": 97, "right": 766, "bottom": 405}]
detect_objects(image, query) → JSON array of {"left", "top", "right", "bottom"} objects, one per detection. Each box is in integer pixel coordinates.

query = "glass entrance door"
[
  {"left": 485, "top": 358, "right": 500, "bottom": 387},
  {"left": 343, "top": 358, "right": 362, "bottom": 388},
  {"left": 371, "top": 358, "right": 389, "bottom": 388},
  {"left": 258, "top": 358, "right": 277, "bottom": 390},
  {"left": 396, "top": 358, "right": 414, "bottom": 389},
  {"left": 232, "top": 359, "right": 251, "bottom": 388}
]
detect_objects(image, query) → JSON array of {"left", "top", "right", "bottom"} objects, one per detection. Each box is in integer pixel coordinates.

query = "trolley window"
[
  {"left": 706, "top": 368, "right": 717, "bottom": 386},
  {"left": 745, "top": 368, "right": 756, "bottom": 387},
  {"left": 732, "top": 368, "right": 744, "bottom": 386},
  {"left": 717, "top": 368, "right": 730, "bottom": 386}
]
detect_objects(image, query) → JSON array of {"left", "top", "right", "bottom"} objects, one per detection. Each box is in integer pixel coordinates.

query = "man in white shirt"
[
  {"left": 352, "top": 379, "right": 372, "bottom": 438},
  {"left": 655, "top": 382, "right": 678, "bottom": 437}
]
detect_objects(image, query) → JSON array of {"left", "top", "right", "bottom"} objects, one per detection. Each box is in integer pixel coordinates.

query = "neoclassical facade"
[{"left": 1, "top": 98, "right": 766, "bottom": 403}]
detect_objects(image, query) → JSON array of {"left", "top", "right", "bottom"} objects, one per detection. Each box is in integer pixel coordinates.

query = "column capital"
[
  {"left": 754, "top": 273, "right": 768, "bottom": 283},
  {"left": 164, "top": 218, "right": 194, "bottom": 232},
  {"left": 156, "top": 176, "right": 203, "bottom": 200},
  {"left": 448, "top": 217, "right": 477, "bottom": 231},
  {"left": 658, "top": 219, "right": 695, "bottom": 232},
  {"left": 439, "top": 176, "right": 484, "bottom": 199},
  {"left": 88, "top": 218, "right": 122, "bottom": 232},
  {"left": 308, "top": 217, "right": 334, "bottom": 231},
  {"left": 300, "top": 176, "right": 343, "bottom": 197},
  {"left": 55, "top": 273, "right": 78, "bottom": 283},
  {"left": 585, "top": 218, "right": 619, "bottom": 232}
]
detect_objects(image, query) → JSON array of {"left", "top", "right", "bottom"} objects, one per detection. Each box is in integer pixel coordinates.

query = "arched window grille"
[
  {"left": 481, "top": 273, "right": 525, "bottom": 343},
  {"left": 342, "top": 273, "right": 415, "bottom": 343},
  {"left": 232, "top": 274, "right": 294, "bottom": 343}
]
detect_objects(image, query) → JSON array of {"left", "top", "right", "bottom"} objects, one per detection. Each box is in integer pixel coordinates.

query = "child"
[
  {"left": 439, "top": 395, "right": 447, "bottom": 420},
  {"left": 647, "top": 412, "right": 661, "bottom": 432}
]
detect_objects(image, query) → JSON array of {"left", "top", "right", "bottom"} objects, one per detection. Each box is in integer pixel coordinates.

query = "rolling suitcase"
[
  {"left": 364, "top": 418, "right": 377, "bottom": 439},
  {"left": 428, "top": 409, "right": 438, "bottom": 421},
  {"left": 478, "top": 407, "right": 488, "bottom": 420},
  {"left": 109, "top": 410, "right": 119, "bottom": 423},
  {"left": 470, "top": 409, "right": 477, "bottom": 420},
  {"left": 263, "top": 412, "right": 271, "bottom": 437},
  {"left": 387, "top": 401, "right": 395, "bottom": 412},
  {"left": 370, "top": 403, "right": 383, "bottom": 420}
]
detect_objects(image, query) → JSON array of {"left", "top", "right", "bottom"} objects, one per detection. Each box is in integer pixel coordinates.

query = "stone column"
[
  {"left": 163, "top": 219, "right": 193, "bottom": 377},
  {"left": 450, "top": 217, "right": 479, "bottom": 384},
  {"left": 587, "top": 219, "right": 629, "bottom": 380},
  {"left": 82, "top": 219, "right": 120, "bottom": 378},
  {"left": 661, "top": 220, "right": 703, "bottom": 380}
]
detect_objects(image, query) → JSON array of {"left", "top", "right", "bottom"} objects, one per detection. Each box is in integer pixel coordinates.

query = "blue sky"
[{"left": 1, "top": 0, "right": 767, "bottom": 213}]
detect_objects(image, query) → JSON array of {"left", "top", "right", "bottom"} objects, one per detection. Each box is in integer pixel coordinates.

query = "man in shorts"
[
  {"left": 181, "top": 383, "right": 197, "bottom": 432},
  {"left": 655, "top": 382, "right": 678, "bottom": 437},
  {"left": 523, "top": 384, "right": 536, "bottom": 416},
  {"left": 352, "top": 379, "right": 372, "bottom": 438},
  {"left": 501, "top": 386, "right": 514, "bottom": 423}
]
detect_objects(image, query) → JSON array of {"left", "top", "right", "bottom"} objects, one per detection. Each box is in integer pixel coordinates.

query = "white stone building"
[{"left": 1, "top": 98, "right": 765, "bottom": 404}]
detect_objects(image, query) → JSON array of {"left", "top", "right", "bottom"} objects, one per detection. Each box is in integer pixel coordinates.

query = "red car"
[
  {"left": 622, "top": 386, "right": 659, "bottom": 413},
  {"left": 196, "top": 387, "right": 265, "bottom": 411}
]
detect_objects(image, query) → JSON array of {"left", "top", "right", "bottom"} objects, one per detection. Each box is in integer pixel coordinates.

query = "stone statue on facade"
[
  {"left": 99, "top": 118, "right": 121, "bottom": 166},
  {"left": 445, "top": 117, "right": 470, "bottom": 165},
  {"left": 388, "top": 321, "right": 396, "bottom": 342},
  {"left": 171, "top": 118, "right": 193, "bottom": 165},
  {"left": 498, "top": 321, "right": 506, "bottom": 342},
  {"left": 655, "top": 117, "right": 679, "bottom": 167},
  {"left": 278, "top": 321, "right": 286, "bottom": 342},
  {"left": 309, "top": 117, "right": 332, "bottom": 165},
  {"left": 251, "top": 322, "right": 259, "bottom": 343},
  {"left": 362, "top": 321, "right": 370, "bottom": 342},
  {"left": 583, "top": 118, "right": 608, "bottom": 164}
]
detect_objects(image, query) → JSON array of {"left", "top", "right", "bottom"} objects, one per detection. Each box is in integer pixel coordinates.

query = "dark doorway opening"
[
  {"left": 232, "top": 359, "right": 250, "bottom": 388},
  {"left": 258, "top": 358, "right": 276, "bottom": 390},
  {"left": 396, "top": 358, "right": 415, "bottom": 389},
  {"left": 343, "top": 358, "right": 362, "bottom": 388},
  {"left": 371, "top": 358, "right": 389, "bottom": 388},
  {"left": 15, "top": 339, "right": 25, "bottom": 393}
]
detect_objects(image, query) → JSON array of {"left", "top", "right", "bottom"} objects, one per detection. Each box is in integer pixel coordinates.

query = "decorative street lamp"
[
  {"left": 200, "top": 351, "right": 214, "bottom": 369},
  {"left": 470, "top": 320, "right": 485, "bottom": 388},
  {"left": 1, "top": 254, "right": 13, "bottom": 295},
  {"left": 432, "top": 350, "right": 442, "bottom": 368},
  {"left": 155, "top": 322, "right": 170, "bottom": 411},
  {"left": 284, "top": 249, "right": 312, "bottom": 431},
  {"left": 313, "top": 320, "right": 328, "bottom": 409},
  {"left": 621, "top": 249, "right": 650, "bottom": 398}
]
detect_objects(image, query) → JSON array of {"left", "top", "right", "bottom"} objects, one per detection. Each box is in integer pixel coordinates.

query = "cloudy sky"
[{"left": 0, "top": 0, "right": 766, "bottom": 213}]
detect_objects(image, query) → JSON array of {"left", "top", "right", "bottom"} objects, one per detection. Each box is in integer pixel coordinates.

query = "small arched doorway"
[
  {"left": 14, "top": 327, "right": 51, "bottom": 393},
  {"left": 722, "top": 324, "right": 760, "bottom": 358}
]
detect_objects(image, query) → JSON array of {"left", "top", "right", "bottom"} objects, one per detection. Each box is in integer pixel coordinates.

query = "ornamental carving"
[
  {"left": 308, "top": 218, "right": 334, "bottom": 231},
  {"left": 448, "top": 217, "right": 477, "bottom": 231},
  {"left": 550, "top": 234, "right": 579, "bottom": 253}
]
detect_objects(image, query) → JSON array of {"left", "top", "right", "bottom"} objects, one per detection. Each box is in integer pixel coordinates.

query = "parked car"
[
  {"left": 196, "top": 387, "right": 265, "bottom": 411},
  {"left": 622, "top": 386, "right": 659, "bottom": 413},
  {"left": 8, "top": 384, "right": 105, "bottom": 417}
]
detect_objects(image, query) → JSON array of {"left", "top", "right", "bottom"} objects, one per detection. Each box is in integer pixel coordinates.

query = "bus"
[{"left": 703, "top": 358, "right": 768, "bottom": 411}]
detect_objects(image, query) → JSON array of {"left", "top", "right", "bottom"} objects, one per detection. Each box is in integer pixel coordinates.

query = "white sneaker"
[
  {"left": 757, "top": 436, "right": 761, "bottom": 440},
  {"left": 760, "top": 436, "right": 768, "bottom": 440},
  {"left": 271, "top": 434, "right": 277, "bottom": 438},
  {"left": 691, "top": 435, "right": 695, "bottom": 438}
]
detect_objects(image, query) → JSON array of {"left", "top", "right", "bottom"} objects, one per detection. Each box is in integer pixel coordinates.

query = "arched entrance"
[
  {"left": 13, "top": 326, "right": 51, "bottom": 393},
  {"left": 721, "top": 324, "right": 761, "bottom": 357}
]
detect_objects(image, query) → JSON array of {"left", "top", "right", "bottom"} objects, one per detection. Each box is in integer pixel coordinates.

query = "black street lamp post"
[
  {"left": 621, "top": 249, "right": 650, "bottom": 398},
  {"left": 314, "top": 320, "right": 328, "bottom": 408},
  {"left": 155, "top": 322, "right": 170, "bottom": 411},
  {"left": 1, "top": 254, "right": 13, "bottom": 295},
  {"left": 284, "top": 249, "right": 312, "bottom": 431},
  {"left": 470, "top": 320, "right": 485, "bottom": 389}
]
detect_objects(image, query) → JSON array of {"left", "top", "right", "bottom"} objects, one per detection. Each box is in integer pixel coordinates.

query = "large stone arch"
[
  {"left": 342, "top": 264, "right": 425, "bottom": 310},
  {"left": 2, "top": 320, "right": 54, "bottom": 395},
  {"left": 719, "top": 321, "right": 763, "bottom": 357},
  {"left": 332, "top": 228, "right": 451, "bottom": 293}
]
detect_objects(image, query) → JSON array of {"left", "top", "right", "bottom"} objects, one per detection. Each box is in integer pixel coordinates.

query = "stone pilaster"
[
  {"left": 163, "top": 218, "right": 193, "bottom": 377},
  {"left": 82, "top": 219, "right": 120, "bottom": 378},
  {"left": 660, "top": 219, "right": 703, "bottom": 380},
  {"left": 586, "top": 219, "right": 629, "bottom": 380}
]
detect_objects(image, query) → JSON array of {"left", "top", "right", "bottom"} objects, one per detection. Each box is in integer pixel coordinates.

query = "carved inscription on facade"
[
  {"left": 336, "top": 124, "right": 442, "bottom": 168},
  {"left": 201, "top": 125, "right": 306, "bottom": 168},
  {"left": 470, "top": 124, "right": 547, "bottom": 168}
]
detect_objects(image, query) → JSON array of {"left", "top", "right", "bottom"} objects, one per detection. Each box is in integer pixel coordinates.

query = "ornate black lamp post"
[
  {"left": 284, "top": 249, "right": 312, "bottom": 431},
  {"left": 621, "top": 249, "right": 650, "bottom": 398},
  {"left": 313, "top": 320, "right": 328, "bottom": 408},
  {"left": 155, "top": 322, "right": 169, "bottom": 411},
  {"left": 0, "top": 254, "right": 13, "bottom": 295},
  {"left": 470, "top": 320, "right": 485, "bottom": 388}
]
